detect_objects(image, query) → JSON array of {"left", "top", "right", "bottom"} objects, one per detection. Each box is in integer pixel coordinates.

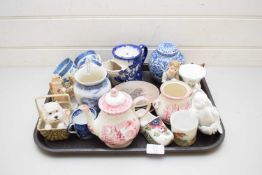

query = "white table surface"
[{"left": 0, "top": 66, "right": 262, "bottom": 175}]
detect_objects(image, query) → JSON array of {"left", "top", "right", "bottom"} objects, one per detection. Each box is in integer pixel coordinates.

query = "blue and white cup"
[
  {"left": 74, "top": 50, "right": 102, "bottom": 69},
  {"left": 53, "top": 58, "right": 77, "bottom": 82},
  {"left": 68, "top": 107, "right": 97, "bottom": 139}
]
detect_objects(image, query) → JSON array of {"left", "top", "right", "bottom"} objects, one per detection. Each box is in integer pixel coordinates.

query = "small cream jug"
[
  {"left": 153, "top": 80, "right": 192, "bottom": 124},
  {"left": 81, "top": 88, "right": 151, "bottom": 148}
]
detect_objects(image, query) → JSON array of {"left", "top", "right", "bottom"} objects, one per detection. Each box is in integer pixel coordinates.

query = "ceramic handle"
[
  {"left": 85, "top": 54, "right": 102, "bottom": 74},
  {"left": 132, "top": 96, "right": 151, "bottom": 118},
  {"left": 68, "top": 123, "right": 77, "bottom": 134},
  {"left": 152, "top": 100, "right": 160, "bottom": 110},
  {"left": 139, "top": 44, "right": 148, "bottom": 64}
]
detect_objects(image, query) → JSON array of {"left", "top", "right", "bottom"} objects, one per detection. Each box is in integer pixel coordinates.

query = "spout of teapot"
[{"left": 79, "top": 104, "right": 98, "bottom": 136}]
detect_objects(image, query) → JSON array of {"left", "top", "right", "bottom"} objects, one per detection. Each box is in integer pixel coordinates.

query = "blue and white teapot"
[
  {"left": 149, "top": 43, "right": 185, "bottom": 83},
  {"left": 109, "top": 44, "right": 148, "bottom": 84}
]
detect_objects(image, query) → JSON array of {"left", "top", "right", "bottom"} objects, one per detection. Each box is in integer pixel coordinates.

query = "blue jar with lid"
[{"left": 148, "top": 43, "right": 185, "bottom": 83}]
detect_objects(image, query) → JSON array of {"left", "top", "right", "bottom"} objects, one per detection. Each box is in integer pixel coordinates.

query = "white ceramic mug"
[{"left": 170, "top": 110, "right": 198, "bottom": 146}]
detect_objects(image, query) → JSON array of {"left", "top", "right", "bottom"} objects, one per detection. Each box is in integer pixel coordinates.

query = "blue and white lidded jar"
[{"left": 149, "top": 43, "right": 185, "bottom": 83}]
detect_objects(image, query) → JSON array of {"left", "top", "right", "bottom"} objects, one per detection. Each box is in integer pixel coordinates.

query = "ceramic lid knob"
[
  {"left": 110, "top": 88, "right": 119, "bottom": 97},
  {"left": 99, "top": 88, "right": 133, "bottom": 114},
  {"left": 105, "top": 88, "right": 126, "bottom": 106}
]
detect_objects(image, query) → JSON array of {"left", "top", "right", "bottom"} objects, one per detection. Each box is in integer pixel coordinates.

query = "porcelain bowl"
[{"left": 179, "top": 64, "right": 206, "bottom": 86}]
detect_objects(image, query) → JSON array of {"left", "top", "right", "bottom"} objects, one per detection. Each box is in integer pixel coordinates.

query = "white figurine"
[
  {"left": 41, "top": 102, "right": 69, "bottom": 130},
  {"left": 162, "top": 60, "right": 180, "bottom": 83},
  {"left": 190, "top": 91, "right": 223, "bottom": 135}
]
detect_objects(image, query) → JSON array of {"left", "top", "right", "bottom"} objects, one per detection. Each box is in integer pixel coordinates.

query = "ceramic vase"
[{"left": 149, "top": 43, "right": 185, "bottom": 83}]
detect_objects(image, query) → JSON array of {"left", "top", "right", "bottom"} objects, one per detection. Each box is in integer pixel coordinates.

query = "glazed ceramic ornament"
[
  {"left": 170, "top": 110, "right": 198, "bottom": 146},
  {"left": 81, "top": 88, "right": 151, "bottom": 148},
  {"left": 149, "top": 43, "right": 185, "bottom": 83},
  {"left": 153, "top": 80, "right": 192, "bottom": 124},
  {"left": 35, "top": 94, "right": 72, "bottom": 141},
  {"left": 162, "top": 60, "right": 181, "bottom": 83},
  {"left": 73, "top": 57, "right": 111, "bottom": 111},
  {"left": 111, "top": 44, "right": 148, "bottom": 83},
  {"left": 49, "top": 75, "right": 75, "bottom": 101},
  {"left": 179, "top": 64, "right": 206, "bottom": 88},
  {"left": 41, "top": 102, "right": 69, "bottom": 130},
  {"left": 137, "top": 109, "right": 174, "bottom": 146},
  {"left": 190, "top": 91, "right": 223, "bottom": 135}
]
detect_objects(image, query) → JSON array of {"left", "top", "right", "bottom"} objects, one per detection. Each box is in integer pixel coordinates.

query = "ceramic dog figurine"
[
  {"left": 190, "top": 91, "right": 223, "bottom": 135},
  {"left": 162, "top": 60, "right": 180, "bottom": 83},
  {"left": 41, "top": 102, "right": 69, "bottom": 130}
]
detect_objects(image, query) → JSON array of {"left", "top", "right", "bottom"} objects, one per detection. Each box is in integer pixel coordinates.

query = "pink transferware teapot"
[{"left": 80, "top": 88, "right": 151, "bottom": 148}]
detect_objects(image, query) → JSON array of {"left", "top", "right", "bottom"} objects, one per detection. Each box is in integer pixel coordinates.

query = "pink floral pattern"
[
  {"left": 100, "top": 118, "right": 139, "bottom": 146},
  {"left": 162, "top": 101, "right": 191, "bottom": 124}
]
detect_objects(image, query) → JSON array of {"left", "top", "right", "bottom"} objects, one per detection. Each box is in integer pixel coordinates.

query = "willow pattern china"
[
  {"left": 73, "top": 61, "right": 111, "bottom": 111},
  {"left": 102, "top": 59, "right": 127, "bottom": 86},
  {"left": 149, "top": 43, "right": 185, "bottom": 83},
  {"left": 170, "top": 110, "right": 198, "bottom": 147},
  {"left": 81, "top": 88, "right": 151, "bottom": 148},
  {"left": 111, "top": 44, "right": 148, "bottom": 83},
  {"left": 68, "top": 108, "right": 97, "bottom": 139},
  {"left": 137, "top": 109, "right": 174, "bottom": 146},
  {"left": 153, "top": 80, "right": 192, "bottom": 124},
  {"left": 53, "top": 58, "right": 77, "bottom": 83},
  {"left": 179, "top": 64, "right": 206, "bottom": 88},
  {"left": 74, "top": 50, "right": 101, "bottom": 69}
]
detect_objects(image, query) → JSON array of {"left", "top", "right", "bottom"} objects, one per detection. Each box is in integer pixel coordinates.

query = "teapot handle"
[
  {"left": 132, "top": 96, "right": 151, "bottom": 118},
  {"left": 139, "top": 44, "right": 148, "bottom": 64}
]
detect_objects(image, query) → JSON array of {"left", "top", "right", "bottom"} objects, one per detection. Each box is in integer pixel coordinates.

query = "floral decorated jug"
[
  {"left": 111, "top": 44, "right": 148, "bottom": 83},
  {"left": 73, "top": 58, "right": 111, "bottom": 111},
  {"left": 153, "top": 80, "right": 192, "bottom": 124},
  {"left": 81, "top": 88, "right": 151, "bottom": 148},
  {"left": 149, "top": 43, "right": 185, "bottom": 83}
]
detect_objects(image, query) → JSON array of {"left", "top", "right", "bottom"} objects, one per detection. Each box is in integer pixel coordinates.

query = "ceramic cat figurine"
[{"left": 190, "top": 91, "right": 223, "bottom": 135}]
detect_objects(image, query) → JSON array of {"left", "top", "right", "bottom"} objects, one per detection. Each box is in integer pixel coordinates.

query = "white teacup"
[{"left": 170, "top": 110, "right": 198, "bottom": 146}]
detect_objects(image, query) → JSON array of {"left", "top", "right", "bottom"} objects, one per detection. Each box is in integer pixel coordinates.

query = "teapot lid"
[
  {"left": 98, "top": 88, "right": 133, "bottom": 114},
  {"left": 157, "top": 43, "right": 177, "bottom": 56}
]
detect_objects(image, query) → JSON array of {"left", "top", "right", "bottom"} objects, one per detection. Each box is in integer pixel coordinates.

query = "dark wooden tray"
[{"left": 33, "top": 65, "right": 225, "bottom": 154}]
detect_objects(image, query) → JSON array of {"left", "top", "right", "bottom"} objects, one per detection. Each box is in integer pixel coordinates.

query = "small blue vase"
[{"left": 149, "top": 43, "right": 185, "bottom": 83}]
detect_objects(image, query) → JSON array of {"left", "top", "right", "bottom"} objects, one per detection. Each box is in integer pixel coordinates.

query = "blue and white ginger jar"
[{"left": 149, "top": 43, "right": 185, "bottom": 83}]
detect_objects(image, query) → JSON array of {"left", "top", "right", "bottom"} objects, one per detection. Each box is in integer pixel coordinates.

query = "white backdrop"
[{"left": 0, "top": 0, "right": 261, "bottom": 66}]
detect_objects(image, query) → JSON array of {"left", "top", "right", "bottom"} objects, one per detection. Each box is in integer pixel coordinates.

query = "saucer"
[{"left": 114, "top": 81, "right": 159, "bottom": 107}]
